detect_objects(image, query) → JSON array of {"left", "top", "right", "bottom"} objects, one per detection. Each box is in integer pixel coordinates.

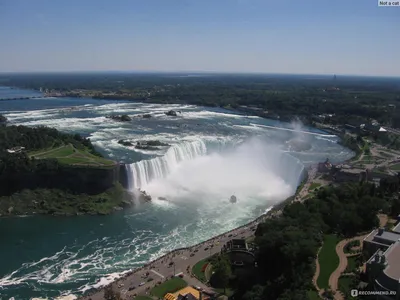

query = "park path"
[
  {"left": 328, "top": 214, "right": 388, "bottom": 300},
  {"left": 295, "top": 165, "right": 317, "bottom": 201},
  {"left": 312, "top": 247, "right": 323, "bottom": 297},
  {"left": 328, "top": 235, "right": 367, "bottom": 300}
]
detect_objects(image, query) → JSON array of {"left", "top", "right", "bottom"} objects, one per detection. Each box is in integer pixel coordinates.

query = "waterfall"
[
  {"left": 125, "top": 140, "right": 207, "bottom": 190},
  {"left": 255, "top": 149, "right": 306, "bottom": 191},
  {"left": 277, "top": 153, "right": 306, "bottom": 189},
  {"left": 125, "top": 138, "right": 306, "bottom": 193}
]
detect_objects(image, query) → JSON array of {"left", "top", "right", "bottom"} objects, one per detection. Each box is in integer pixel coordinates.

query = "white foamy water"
[{"left": 0, "top": 97, "right": 354, "bottom": 299}]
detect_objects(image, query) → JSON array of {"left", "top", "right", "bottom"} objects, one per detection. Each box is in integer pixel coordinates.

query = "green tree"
[
  {"left": 104, "top": 285, "right": 122, "bottom": 300},
  {"left": 210, "top": 255, "right": 232, "bottom": 294}
]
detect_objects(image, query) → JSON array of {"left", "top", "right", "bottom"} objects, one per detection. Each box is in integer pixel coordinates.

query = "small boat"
[{"left": 230, "top": 195, "right": 237, "bottom": 203}]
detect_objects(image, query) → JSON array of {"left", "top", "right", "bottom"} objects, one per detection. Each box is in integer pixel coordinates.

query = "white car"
[{"left": 139, "top": 282, "right": 145, "bottom": 286}]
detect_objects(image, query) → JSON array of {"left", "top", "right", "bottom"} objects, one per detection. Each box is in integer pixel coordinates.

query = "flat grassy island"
[
  {"left": 30, "top": 144, "right": 116, "bottom": 167},
  {"left": 0, "top": 119, "right": 132, "bottom": 216}
]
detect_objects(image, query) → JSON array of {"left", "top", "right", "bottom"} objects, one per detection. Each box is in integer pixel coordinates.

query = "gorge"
[{"left": 0, "top": 87, "right": 354, "bottom": 299}]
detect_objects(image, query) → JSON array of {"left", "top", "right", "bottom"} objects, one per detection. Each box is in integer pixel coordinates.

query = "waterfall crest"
[
  {"left": 125, "top": 138, "right": 306, "bottom": 192},
  {"left": 125, "top": 140, "right": 207, "bottom": 190}
]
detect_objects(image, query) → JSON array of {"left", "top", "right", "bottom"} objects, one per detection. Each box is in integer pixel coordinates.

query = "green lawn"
[
  {"left": 390, "top": 164, "right": 400, "bottom": 171},
  {"left": 317, "top": 235, "right": 340, "bottom": 289},
  {"left": 346, "top": 256, "right": 359, "bottom": 273},
  {"left": 309, "top": 182, "right": 321, "bottom": 191},
  {"left": 307, "top": 290, "right": 320, "bottom": 300},
  {"left": 338, "top": 276, "right": 353, "bottom": 296},
  {"left": 150, "top": 277, "right": 187, "bottom": 298},
  {"left": 192, "top": 258, "right": 210, "bottom": 282},
  {"left": 30, "top": 144, "right": 115, "bottom": 167},
  {"left": 343, "top": 240, "right": 360, "bottom": 254}
]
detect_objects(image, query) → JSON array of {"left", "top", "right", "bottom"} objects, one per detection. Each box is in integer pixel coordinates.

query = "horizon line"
[{"left": 0, "top": 70, "right": 399, "bottom": 79}]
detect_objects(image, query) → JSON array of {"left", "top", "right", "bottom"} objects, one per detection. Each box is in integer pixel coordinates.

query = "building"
[
  {"left": 364, "top": 227, "right": 400, "bottom": 256},
  {"left": 365, "top": 241, "right": 400, "bottom": 299},
  {"left": 164, "top": 286, "right": 208, "bottom": 300},
  {"left": 332, "top": 167, "right": 371, "bottom": 183},
  {"left": 364, "top": 224, "right": 400, "bottom": 299},
  {"left": 317, "top": 158, "right": 332, "bottom": 173},
  {"left": 225, "top": 239, "right": 248, "bottom": 251},
  {"left": 222, "top": 239, "right": 255, "bottom": 267}
]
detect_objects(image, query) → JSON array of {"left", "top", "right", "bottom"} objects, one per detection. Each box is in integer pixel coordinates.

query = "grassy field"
[
  {"left": 150, "top": 277, "right": 187, "bottom": 298},
  {"left": 30, "top": 144, "right": 115, "bottom": 167},
  {"left": 309, "top": 182, "right": 321, "bottom": 191},
  {"left": 390, "top": 163, "right": 400, "bottom": 171},
  {"left": 192, "top": 258, "right": 210, "bottom": 282},
  {"left": 346, "top": 256, "right": 359, "bottom": 273},
  {"left": 307, "top": 290, "right": 320, "bottom": 300},
  {"left": 317, "top": 234, "right": 340, "bottom": 289}
]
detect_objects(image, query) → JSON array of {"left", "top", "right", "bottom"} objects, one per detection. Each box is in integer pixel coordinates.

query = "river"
[{"left": 0, "top": 87, "right": 353, "bottom": 299}]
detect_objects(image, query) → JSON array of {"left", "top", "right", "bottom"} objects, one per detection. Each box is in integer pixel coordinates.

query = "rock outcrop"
[
  {"left": 165, "top": 110, "right": 178, "bottom": 117},
  {"left": 118, "top": 140, "right": 134, "bottom": 146},
  {"left": 106, "top": 114, "right": 132, "bottom": 122}
]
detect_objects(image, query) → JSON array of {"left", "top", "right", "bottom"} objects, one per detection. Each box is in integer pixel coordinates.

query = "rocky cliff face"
[
  {"left": 3, "top": 164, "right": 121, "bottom": 196},
  {"left": 119, "top": 163, "right": 129, "bottom": 189}
]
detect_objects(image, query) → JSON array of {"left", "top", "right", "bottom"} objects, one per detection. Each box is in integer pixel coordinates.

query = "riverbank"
[
  {"left": 77, "top": 170, "right": 313, "bottom": 299},
  {"left": 0, "top": 183, "right": 133, "bottom": 217},
  {"left": 78, "top": 205, "right": 282, "bottom": 299}
]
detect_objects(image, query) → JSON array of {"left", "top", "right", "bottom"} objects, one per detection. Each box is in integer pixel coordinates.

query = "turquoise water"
[{"left": 0, "top": 88, "right": 354, "bottom": 299}]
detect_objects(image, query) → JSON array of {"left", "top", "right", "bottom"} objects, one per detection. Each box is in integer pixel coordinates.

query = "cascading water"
[
  {"left": 125, "top": 137, "right": 306, "bottom": 195},
  {"left": 125, "top": 140, "right": 207, "bottom": 190}
]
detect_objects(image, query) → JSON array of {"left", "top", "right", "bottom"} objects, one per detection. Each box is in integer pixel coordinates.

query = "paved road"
[
  {"left": 80, "top": 221, "right": 262, "bottom": 299},
  {"left": 79, "top": 167, "right": 316, "bottom": 299},
  {"left": 295, "top": 165, "right": 317, "bottom": 202}
]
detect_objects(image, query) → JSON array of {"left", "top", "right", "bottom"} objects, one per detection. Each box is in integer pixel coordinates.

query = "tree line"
[
  {"left": 0, "top": 119, "right": 103, "bottom": 195},
  {"left": 227, "top": 181, "right": 398, "bottom": 300}
]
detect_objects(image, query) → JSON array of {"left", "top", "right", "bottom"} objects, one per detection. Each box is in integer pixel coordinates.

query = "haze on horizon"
[{"left": 0, "top": 0, "right": 399, "bottom": 76}]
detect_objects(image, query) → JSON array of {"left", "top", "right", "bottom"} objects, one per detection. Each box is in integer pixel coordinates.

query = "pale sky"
[{"left": 0, "top": 0, "right": 399, "bottom": 76}]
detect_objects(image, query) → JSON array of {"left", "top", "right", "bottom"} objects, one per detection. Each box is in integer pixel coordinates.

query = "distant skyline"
[{"left": 0, "top": 0, "right": 399, "bottom": 76}]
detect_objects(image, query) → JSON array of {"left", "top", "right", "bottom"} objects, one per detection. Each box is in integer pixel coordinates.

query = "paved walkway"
[
  {"left": 328, "top": 235, "right": 367, "bottom": 300},
  {"left": 295, "top": 165, "right": 317, "bottom": 202},
  {"left": 312, "top": 247, "right": 323, "bottom": 297},
  {"left": 328, "top": 215, "right": 388, "bottom": 300},
  {"left": 79, "top": 221, "right": 263, "bottom": 299}
]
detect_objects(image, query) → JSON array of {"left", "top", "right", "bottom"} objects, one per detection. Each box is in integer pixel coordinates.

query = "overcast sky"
[{"left": 0, "top": 0, "right": 399, "bottom": 76}]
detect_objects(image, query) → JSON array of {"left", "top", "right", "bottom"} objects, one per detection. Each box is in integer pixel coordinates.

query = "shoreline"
[{"left": 76, "top": 192, "right": 300, "bottom": 299}]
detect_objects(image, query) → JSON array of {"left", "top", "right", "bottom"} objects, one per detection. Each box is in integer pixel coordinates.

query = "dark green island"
[{"left": 0, "top": 114, "right": 144, "bottom": 216}]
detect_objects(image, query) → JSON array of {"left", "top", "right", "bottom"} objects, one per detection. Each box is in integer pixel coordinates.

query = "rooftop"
[
  {"left": 384, "top": 241, "right": 400, "bottom": 279},
  {"left": 166, "top": 286, "right": 201, "bottom": 300},
  {"left": 364, "top": 228, "right": 400, "bottom": 245},
  {"left": 392, "top": 222, "right": 400, "bottom": 234},
  {"left": 226, "top": 239, "right": 248, "bottom": 250}
]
